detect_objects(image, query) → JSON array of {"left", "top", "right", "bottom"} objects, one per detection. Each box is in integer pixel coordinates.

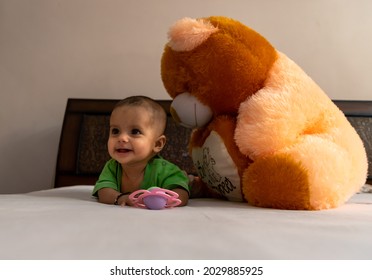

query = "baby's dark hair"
[{"left": 113, "top": 96, "right": 167, "bottom": 134}]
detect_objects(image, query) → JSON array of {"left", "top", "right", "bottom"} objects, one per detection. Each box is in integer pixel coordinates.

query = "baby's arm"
[
  {"left": 171, "top": 187, "right": 189, "bottom": 206},
  {"left": 97, "top": 188, "right": 133, "bottom": 206}
]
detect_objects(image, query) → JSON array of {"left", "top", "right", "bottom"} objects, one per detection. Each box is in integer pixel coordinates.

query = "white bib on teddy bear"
[{"left": 191, "top": 131, "right": 243, "bottom": 202}]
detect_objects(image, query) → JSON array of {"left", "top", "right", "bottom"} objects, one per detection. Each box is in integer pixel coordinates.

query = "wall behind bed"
[{"left": 1, "top": 0, "right": 371, "bottom": 193}]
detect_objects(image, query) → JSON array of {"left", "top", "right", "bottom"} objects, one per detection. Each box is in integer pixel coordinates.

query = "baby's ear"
[{"left": 154, "top": 135, "right": 166, "bottom": 153}]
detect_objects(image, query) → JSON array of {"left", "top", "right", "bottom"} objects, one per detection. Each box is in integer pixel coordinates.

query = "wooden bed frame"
[{"left": 54, "top": 99, "right": 372, "bottom": 188}]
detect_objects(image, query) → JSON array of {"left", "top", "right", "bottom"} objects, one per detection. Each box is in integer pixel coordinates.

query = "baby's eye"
[
  {"left": 110, "top": 128, "right": 120, "bottom": 135},
  {"left": 131, "top": 129, "right": 142, "bottom": 135}
]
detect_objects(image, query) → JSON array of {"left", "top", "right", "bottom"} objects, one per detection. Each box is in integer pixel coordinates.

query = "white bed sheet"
[{"left": 0, "top": 185, "right": 371, "bottom": 260}]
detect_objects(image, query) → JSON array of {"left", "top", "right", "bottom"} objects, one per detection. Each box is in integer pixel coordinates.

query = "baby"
[{"left": 92, "top": 96, "right": 189, "bottom": 206}]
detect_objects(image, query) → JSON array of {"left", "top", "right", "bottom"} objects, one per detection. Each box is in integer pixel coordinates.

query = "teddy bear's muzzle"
[{"left": 170, "top": 92, "right": 213, "bottom": 129}]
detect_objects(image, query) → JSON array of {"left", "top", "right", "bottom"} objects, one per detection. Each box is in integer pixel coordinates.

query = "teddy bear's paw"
[{"left": 242, "top": 154, "right": 314, "bottom": 210}]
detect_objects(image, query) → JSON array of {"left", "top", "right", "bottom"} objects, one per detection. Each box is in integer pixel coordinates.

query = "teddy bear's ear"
[{"left": 167, "top": 17, "right": 218, "bottom": 52}]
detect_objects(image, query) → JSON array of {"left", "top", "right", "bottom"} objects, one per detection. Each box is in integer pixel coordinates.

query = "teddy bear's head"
[{"left": 161, "top": 16, "right": 277, "bottom": 128}]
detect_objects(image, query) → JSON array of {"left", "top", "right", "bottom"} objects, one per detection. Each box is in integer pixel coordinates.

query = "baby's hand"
[{"left": 118, "top": 194, "right": 134, "bottom": 207}]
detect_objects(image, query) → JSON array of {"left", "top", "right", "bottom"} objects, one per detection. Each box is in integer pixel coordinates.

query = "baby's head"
[
  {"left": 113, "top": 96, "right": 167, "bottom": 135},
  {"left": 108, "top": 96, "right": 167, "bottom": 164}
]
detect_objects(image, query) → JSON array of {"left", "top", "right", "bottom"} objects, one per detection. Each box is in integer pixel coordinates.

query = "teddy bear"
[{"left": 160, "top": 16, "right": 368, "bottom": 210}]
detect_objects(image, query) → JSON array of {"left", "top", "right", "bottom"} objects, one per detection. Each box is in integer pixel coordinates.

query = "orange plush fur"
[{"left": 161, "top": 16, "right": 368, "bottom": 210}]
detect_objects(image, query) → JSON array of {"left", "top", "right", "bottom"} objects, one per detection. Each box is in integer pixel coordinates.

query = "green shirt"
[{"left": 92, "top": 156, "right": 189, "bottom": 197}]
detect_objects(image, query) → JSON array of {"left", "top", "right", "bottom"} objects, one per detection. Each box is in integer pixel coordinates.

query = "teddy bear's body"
[{"left": 161, "top": 16, "right": 368, "bottom": 210}]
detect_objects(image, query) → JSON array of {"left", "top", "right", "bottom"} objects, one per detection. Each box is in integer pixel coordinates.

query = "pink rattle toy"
[{"left": 129, "top": 187, "right": 181, "bottom": 210}]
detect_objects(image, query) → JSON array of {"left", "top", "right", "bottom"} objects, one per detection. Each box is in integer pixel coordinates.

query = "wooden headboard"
[{"left": 54, "top": 99, "right": 372, "bottom": 187}]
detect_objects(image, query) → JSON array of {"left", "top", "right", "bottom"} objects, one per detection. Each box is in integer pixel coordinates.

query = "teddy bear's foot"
[{"left": 243, "top": 154, "right": 314, "bottom": 210}]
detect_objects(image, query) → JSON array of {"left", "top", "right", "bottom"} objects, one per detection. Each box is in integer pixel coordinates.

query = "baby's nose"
[{"left": 119, "top": 133, "right": 129, "bottom": 142}]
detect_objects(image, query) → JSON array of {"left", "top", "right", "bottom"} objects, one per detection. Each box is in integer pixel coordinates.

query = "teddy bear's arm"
[{"left": 235, "top": 52, "right": 339, "bottom": 159}]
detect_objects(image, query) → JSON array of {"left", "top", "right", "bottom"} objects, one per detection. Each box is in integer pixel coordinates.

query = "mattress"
[{"left": 1, "top": 185, "right": 371, "bottom": 260}]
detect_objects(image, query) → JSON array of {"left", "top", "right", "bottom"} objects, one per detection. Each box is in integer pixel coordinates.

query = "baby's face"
[{"left": 108, "top": 105, "right": 162, "bottom": 166}]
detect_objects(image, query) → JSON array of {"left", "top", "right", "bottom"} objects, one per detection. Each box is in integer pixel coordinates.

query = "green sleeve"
[
  {"left": 143, "top": 158, "right": 190, "bottom": 194},
  {"left": 92, "top": 159, "right": 121, "bottom": 196}
]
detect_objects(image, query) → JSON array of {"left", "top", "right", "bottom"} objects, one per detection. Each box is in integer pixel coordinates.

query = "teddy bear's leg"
[{"left": 242, "top": 135, "right": 367, "bottom": 210}]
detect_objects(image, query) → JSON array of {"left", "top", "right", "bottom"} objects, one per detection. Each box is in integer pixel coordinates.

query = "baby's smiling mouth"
[{"left": 116, "top": 148, "right": 131, "bottom": 153}]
